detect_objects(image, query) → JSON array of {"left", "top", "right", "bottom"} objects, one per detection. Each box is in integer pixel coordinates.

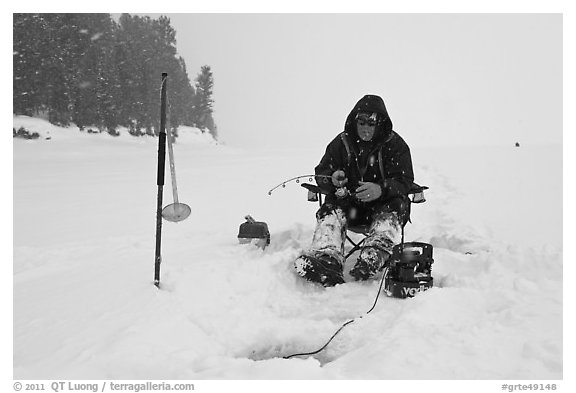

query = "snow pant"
[{"left": 305, "top": 197, "right": 408, "bottom": 269}]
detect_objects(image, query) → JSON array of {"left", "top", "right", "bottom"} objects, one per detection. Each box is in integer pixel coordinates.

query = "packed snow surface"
[{"left": 13, "top": 116, "right": 562, "bottom": 380}]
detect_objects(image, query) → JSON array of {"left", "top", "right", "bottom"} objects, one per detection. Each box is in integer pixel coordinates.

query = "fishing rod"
[
  {"left": 267, "top": 174, "right": 332, "bottom": 196},
  {"left": 268, "top": 173, "right": 362, "bottom": 202}
]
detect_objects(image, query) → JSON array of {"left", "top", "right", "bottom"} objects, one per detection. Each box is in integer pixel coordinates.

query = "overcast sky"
[{"left": 122, "top": 14, "right": 562, "bottom": 149}]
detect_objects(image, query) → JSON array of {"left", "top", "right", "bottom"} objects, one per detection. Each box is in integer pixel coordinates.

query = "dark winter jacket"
[{"left": 315, "top": 95, "right": 414, "bottom": 208}]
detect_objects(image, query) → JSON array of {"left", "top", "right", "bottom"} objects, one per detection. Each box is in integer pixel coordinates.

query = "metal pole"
[{"left": 154, "top": 73, "right": 168, "bottom": 287}]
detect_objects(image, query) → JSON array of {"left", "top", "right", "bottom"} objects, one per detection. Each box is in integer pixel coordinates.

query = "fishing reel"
[
  {"left": 384, "top": 242, "right": 434, "bottom": 298},
  {"left": 335, "top": 186, "right": 352, "bottom": 199}
]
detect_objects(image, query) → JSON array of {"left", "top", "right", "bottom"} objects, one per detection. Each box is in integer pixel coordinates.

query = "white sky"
[{"left": 146, "top": 13, "right": 562, "bottom": 149}]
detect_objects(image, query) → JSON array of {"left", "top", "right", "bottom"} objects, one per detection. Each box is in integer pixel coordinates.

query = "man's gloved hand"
[
  {"left": 355, "top": 181, "right": 382, "bottom": 202},
  {"left": 331, "top": 170, "right": 348, "bottom": 187}
]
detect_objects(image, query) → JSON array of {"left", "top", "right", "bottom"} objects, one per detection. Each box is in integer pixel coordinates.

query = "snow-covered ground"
[{"left": 13, "top": 116, "right": 563, "bottom": 382}]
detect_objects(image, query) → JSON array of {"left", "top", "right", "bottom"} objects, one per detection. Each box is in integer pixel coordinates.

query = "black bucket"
[{"left": 237, "top": 215, "right": 270, "bottom": 249}]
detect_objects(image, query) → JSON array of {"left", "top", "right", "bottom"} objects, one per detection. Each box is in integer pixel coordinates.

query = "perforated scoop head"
[{"left": 162, "top": 203, "right": 191, "bottom": 222}]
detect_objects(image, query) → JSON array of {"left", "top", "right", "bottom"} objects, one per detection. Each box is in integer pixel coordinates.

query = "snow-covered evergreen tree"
[{"left": 194, "top": 65, "right": 217, "bottom": 138}]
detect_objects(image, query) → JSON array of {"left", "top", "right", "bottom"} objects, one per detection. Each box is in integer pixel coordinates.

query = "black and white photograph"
[{"left": 10, "top": 6, "right": 570, "bottom": 390}]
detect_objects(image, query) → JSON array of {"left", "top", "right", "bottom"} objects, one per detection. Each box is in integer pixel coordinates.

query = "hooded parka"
[{"left": 314, "top": 95, "right": 414, "bottom": 224}]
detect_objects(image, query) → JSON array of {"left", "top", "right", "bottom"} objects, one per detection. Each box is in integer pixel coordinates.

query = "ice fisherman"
[{"left": 294, "top": 94, "right": 415, "bottom": 286}]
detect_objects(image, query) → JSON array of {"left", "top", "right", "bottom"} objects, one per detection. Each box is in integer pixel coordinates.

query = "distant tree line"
[{"left": 13, "top": 13, "right": 217, "bottom": 139}]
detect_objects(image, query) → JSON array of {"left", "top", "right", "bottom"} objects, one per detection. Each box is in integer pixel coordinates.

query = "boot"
[
  {"left": 349, "top": 246, "right": 390, "bottom": 281},
  {"left": 294, "top": 251, "right": 345, "bottom": 286}
]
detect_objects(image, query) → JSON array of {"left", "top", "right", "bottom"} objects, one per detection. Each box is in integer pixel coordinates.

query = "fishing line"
[{"left": 283, "top": 266, "right": 389, "bottom": 359}]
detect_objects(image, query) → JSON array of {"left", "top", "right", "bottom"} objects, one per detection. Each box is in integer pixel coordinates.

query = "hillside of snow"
[{"left": 13, "top": 116, "right": 562, "bottom": 381}]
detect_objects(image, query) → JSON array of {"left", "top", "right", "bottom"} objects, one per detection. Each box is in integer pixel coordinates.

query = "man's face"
[{"left": 357, "top": 116, "right": 377, "bottom": 141}]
